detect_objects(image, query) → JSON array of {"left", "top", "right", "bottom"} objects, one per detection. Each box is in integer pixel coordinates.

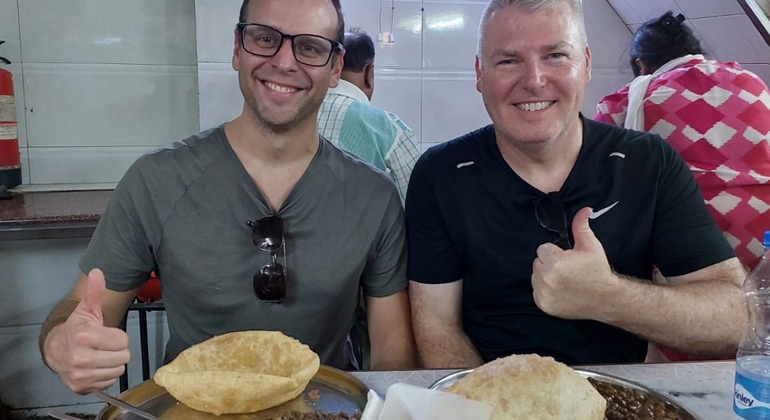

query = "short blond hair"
[{"left": 477, "top": 0, "right": 586, "bottom": 55}]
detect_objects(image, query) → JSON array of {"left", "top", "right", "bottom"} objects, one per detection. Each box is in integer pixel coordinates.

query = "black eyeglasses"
[
  {"left": 246, "top": 215, "right": 286, "bottom": 303},
  {"left": 534, "top": 192, "right": 572, "bottom": 250},
  {"left": 236, "top": 23, "right": 343, "bottom": 67}
]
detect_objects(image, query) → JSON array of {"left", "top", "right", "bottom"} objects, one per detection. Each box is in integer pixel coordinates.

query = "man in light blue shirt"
[{"left": 318, "top": 28, "right": 419, "bottom": 202}]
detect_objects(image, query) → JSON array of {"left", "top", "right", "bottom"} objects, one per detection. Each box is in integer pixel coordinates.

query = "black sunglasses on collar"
[{"left": 246, "top": 215, "right": 287, "bottom": 303}]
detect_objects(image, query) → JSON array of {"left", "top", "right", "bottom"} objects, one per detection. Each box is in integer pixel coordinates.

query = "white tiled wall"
[{"left": 0, "top": 0, "right": 200, "bottom": 190}]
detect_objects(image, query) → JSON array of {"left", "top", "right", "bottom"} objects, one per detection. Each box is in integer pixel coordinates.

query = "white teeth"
[
  {"left": 265, "top": 82, "right": 298, "bottom": 93},
  {"left": 517, "top": 101, "right": 553, "bottom": 111}
]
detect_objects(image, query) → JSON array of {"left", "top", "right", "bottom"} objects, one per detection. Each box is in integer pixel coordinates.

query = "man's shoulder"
[
  {"left": 122, "top": 126, "right": 227, "bottom": 192},
  {"left": 321, "top": 139, "right": 396, "bottom": 188},
  {"left": 418, "top": 125, "right": 495, "bottom": 170},
  {"left": 583, "top": 118, "right": 673, "bottom": 165}
]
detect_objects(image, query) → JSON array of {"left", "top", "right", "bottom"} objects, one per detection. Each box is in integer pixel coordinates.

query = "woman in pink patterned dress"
[
  {"left": 595, "top": 11, "right": 770, "bottom": 271},
  {"left": 595, "top": 12, "right": 770, "bottom": 361}
]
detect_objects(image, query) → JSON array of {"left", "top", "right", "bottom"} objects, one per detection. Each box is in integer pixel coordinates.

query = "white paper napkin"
[{"left": 361, "top": 383, "right": 494, "bottom": 420}]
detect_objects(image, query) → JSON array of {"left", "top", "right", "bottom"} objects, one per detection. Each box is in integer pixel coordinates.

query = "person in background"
[
  {"left": 406, "top": 0, "right": 747, "bottom": 369},
  {"left": 594, "top": 11, "right": 770, "bottom": 362},
  {"left": 38, "top": 0, "right": 417, "bottom": 395},
  {"left": 595, "top": 11, "right": 770, "bottom": 271},
  {"left": 317, "top": 28, "right": 420, "bottom": 203}
]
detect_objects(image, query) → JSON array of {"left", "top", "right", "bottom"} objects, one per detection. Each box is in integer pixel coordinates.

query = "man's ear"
[
  {"left": 475, "top": 55, "right": 483, "bottom": 93},
  {"left": 232, "top": 28, "right": 241, "bottom": 71},
  {"left": 364, "top": 62, "right": 374, "bottom": 91},
  {"left": 329, "top": 50, "right": 345, "bottom": 88}
]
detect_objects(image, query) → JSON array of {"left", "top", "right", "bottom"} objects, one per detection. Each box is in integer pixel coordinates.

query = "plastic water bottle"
[{"left": 735, "top": 231, "right": 770, "bottom": 419}]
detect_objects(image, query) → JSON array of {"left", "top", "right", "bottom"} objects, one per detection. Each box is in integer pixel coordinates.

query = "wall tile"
[
  {"left": 198, "top": 63, "right": 242, "bottom": 131},
  {"left": 423, "top": 2, "right": 486, "bottom": 70},
  {"left": 0, "top": 239, "right": 89, "bottom": 327},
  {"left": 27, "top": 146, "right": 152, "bottom": 185},
  {"left": 195, "top": 0, "right": 242, "bottom": 64},
  {"left": 18, "top": 0, "right": 197, "bottom": 65},
  {"left": 674, "top": 0, "right": 744, "bottom": 19},
  {"left": 689, "top": 14, "right": 770, "bottom": 64},
  {"left": 606, "top": 0, "right": 684, "bottom": 24},
  {"left": 370, "top": 69, "right": 422, "bottom": 142},
  {"left": 23, "top": 63, "right": 199, "bottom": 148},
  {"left": 19, "top": 146, "right": 28, "bottom": 185},
  {"left": 584, "top": 0, "right": 634, "bottom": 70},
  {"left": 421, "top": 71, "right": 490, "bottom": 144},
  {"left": 0, "top": 0, "right": 21, "bottom": 63},
  {"left": 340, "top": 0, "right": 423, "bottom": 70}
]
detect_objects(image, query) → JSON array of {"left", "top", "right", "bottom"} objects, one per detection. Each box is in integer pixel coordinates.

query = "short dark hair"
[
  {"left": 238, "top": 0, "right": 345, "bottom": 43},
  {"left": 342, "top": 28, "right": 375, "bottom": 72},
  {"left": 630, "top": 11, "right": 704, "bottom": 76}
]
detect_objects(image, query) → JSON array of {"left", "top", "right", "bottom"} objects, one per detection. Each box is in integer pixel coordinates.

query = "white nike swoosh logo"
[{"left": 589, "top": 201, "right": 619, "bottom": 219}]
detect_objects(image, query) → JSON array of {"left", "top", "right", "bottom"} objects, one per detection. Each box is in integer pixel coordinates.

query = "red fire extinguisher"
[{"left": 0, "top": 40, "right": 21, "bottom": 189}]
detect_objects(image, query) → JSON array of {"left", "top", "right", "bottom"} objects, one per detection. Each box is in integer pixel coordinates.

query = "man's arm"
[
  {"left": 409, "top": 280, "right": 484, "bottom": 368},
  {"left": 40, "top": 269, "right": 139, "bottom": 394},
  {"left": 532, "top": 208, "right": 746, "bottom": 358},
  {"left": 598, "top": 258, "right": 745, "bottom": 356},
  {"left": 366, "top": 289, "right": 418, "bottom": 370}
]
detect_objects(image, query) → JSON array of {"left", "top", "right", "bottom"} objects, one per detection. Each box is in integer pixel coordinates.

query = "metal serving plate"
[
  {"left": 96, "top": 365, "right": 368, "bottom": 420},
  {"left": 430, "top": 368, "right": 698, "bottom": 420}
]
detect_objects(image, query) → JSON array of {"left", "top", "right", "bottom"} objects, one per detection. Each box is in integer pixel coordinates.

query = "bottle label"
[{"left": 735, "top": 371, "right": 770, "bottom": 418}]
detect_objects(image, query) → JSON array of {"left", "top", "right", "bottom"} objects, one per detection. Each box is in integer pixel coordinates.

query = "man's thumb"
[
  {"left": 571, "top": 207, "right": 603, "bottom": 252},
  {"left": 77, "top": 268, "right": 106, "bottom": 324}
]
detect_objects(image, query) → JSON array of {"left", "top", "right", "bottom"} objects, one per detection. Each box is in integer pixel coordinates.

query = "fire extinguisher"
[{"left": 0, "top": 40, "right": 21, "bottom": 189}]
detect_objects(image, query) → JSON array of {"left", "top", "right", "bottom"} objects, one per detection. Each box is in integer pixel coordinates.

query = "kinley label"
[{"left": 735, "top": 381, "right": 770, "bottom": 417}]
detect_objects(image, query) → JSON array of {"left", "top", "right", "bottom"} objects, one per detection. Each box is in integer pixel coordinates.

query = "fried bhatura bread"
[
  {"left": 154, "top": 331, "right": 320, "bottom": 415},
  {"left": 445, "top": 354, "right": 606, "bottom": 420}
]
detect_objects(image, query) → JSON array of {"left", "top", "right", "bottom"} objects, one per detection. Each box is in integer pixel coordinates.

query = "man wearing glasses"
[
  {"left": 39, "top": 0, "right": 417, "bottom": 395},
  {"left": 406, "top": 0, "right": 746, "bottom": 368}
]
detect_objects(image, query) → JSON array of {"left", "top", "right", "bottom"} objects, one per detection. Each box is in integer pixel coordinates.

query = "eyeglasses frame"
[{"left": 236, "top": 22, "right": 344, "bottom": 67}]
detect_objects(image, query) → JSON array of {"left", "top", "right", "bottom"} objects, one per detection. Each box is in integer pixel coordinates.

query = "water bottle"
[{"left": 734, "top": 231, "right": 770, "bottom": 419}]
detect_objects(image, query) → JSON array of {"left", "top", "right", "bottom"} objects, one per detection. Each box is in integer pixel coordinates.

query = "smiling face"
[
  {"left": 232, "top": 0, "right": 343, "bottom": 131},
  {"left": 475, "top": 2, "right": 591, "bottom": 149}
]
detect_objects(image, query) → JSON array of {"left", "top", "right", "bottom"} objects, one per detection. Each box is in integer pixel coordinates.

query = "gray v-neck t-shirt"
[{"left": 79, "top": 126, "right": 407, "bottom": 368}]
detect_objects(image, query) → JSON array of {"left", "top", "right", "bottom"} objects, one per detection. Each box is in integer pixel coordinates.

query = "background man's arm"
[
  {"left": 409, "top": 280, "right": 484, "bottom": 368},
  {"left": 384, "top": 116, "right": 420, "bottom": 203}
]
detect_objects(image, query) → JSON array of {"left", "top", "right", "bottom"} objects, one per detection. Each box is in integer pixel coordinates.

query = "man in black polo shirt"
[{"left": 405, "top": 0, "right": 747, "bottom": 367}]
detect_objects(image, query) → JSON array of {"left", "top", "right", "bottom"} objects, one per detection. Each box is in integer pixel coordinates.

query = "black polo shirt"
[{"left": 405, "top": 116, "right": 734, "bottom": 365}]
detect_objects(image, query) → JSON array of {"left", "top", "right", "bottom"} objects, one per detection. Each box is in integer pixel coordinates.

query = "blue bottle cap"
[{"left": 765, "top": 230, "right": 770, "bottom": 248}]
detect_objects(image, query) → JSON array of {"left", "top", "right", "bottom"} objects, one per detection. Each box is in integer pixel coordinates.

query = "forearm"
[
  {"left": 39, "top": 298, "right": 80, "bottom": 367},
  {"left": 596, "top": 275, "right": 744, "bottom": 356},
  {"left": 369, "top": 334, "right": 418, "bottom": 370},
  {"left": 415, "top": 326, "right": 484, "bottom": 369}
]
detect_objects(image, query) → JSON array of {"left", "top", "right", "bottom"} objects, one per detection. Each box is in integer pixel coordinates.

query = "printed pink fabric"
[{"left": 596, "top": 58, "right": 770, "bottom": 269}]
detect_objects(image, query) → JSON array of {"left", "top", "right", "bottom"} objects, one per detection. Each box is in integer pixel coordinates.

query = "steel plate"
[
  {"left": 430, "top": 368, "right": 698, "bottom": 420},
  {"left": 96, "top": 365, "right": 368, "bottom": 419}
]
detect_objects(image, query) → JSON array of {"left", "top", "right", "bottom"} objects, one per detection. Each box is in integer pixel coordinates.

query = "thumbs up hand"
[
  {"left": 531, "top": 207, "right": 618, "bottom": 320},
  {"left": 44, "top": 269, "right": 131, "bottom": 394}
]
